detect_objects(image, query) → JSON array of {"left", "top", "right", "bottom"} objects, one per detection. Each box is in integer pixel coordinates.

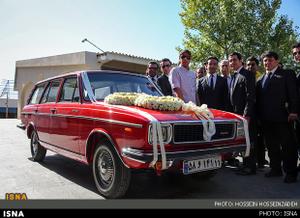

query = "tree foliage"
[{"left": 179, "top": 0, "right": 299, "bottom": 69}]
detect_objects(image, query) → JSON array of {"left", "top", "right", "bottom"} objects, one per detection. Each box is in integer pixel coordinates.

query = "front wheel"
[
  {"left": 30, "top": 131, "right": 46, "bottom": 162},
  {"left": 92, "top": 142, "right": 131, "bottom": 198}
]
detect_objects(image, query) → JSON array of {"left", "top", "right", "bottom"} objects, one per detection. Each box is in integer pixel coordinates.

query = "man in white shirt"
[{"left": 169, "top": 50, "right": 197, "bottom": 103}]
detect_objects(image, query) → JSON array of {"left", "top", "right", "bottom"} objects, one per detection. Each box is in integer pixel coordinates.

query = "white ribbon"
[{"left": 109, "top": 104, "right": 168, "bottom": 170}]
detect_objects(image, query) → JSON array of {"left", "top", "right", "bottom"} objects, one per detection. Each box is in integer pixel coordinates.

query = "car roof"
[{"left": 35, "top": 70, "right": 148, "bottom": 86}]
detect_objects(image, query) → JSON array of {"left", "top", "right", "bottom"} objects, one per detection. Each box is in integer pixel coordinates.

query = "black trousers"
[
  {"left": 262, "top": 121, "right": 298, "bottom": 176},
  {"left": 256, "top": 123, "right": 266, "bottom": 165},
  {"left": 295, "top": 121, "right": 300, "bottom": 152}
]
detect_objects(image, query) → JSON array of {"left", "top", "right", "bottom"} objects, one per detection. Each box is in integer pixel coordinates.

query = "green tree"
[{"left": 179, "top": 0, "right": 299, "bottom": 69}]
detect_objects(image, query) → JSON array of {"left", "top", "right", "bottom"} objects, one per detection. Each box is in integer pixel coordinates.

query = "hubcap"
[
  {"left": 32, "top": 133, "right": 39, "bottom": 155},
  {"left": 97, "top": 148, "right": 114, "bottom": 188}
]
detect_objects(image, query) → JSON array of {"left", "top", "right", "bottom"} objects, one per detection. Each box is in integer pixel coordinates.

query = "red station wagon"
[{"left": 19, "top": 70, "right": 248, "bottom": 198}]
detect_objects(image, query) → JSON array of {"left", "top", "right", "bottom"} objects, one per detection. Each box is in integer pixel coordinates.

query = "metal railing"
[{"left": 0, "top": 80, "right": 18, "bottom": 118}]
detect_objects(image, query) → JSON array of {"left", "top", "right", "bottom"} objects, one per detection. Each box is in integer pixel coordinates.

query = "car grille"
[{"left": 173, "top": 122, "right": 235, "bottom": 144}]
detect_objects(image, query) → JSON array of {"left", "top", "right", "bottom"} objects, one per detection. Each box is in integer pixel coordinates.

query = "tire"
[
  {"left": 190, "top": 170, "right": 217, "bottom": 180},
  {"left": 92, "top": 141, "right": 131, "bottom": 198},
  {"left": 30, "top": 131, "right": 47, "bottom": 162}
]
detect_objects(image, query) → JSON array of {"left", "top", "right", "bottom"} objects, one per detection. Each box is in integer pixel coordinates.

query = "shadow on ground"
[{"left": 35, "top": 154, "right": 217, "bottom": 199}]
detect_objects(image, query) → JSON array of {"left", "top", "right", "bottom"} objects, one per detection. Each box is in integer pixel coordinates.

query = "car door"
[
  {"left": 50, "top": 77, "right": 81, "bottom": 154},
  {"left": 38, "top": 80, "right": 61, "bottom": 145},
  {"left": 25, "top": 84, "right": 47, "bottom": 140}
]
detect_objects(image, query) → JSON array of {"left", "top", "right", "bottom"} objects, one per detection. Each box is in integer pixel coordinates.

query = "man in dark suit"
[
  {"left": 229, "top": 52, "right": 256, "bottom": 175},
  {"left": 197, "top": 56, "right": 229, "bottom": 110},
  {"left": 292, "top": 43, "right": 300, "bottom": 168},
  {"left": 247, "top": 56, "right": 269, "bottom": 169},
  {"left": 256, "top": 51, "right": 299, "bottom": 183},
  {"left": 157, "top": 58, "right": 173, "bottom": 96}
]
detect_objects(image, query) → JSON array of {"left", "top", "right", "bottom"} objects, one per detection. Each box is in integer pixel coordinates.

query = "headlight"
[
  {"left": 148, "top": 123, "right": 172, "bottom": 144},
  {"left": 236, "top": 121, "right": 245, "bottom": 137}
]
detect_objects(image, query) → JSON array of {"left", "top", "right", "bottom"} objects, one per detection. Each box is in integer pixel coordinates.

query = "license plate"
[{"left": 183, "top": 155, "right": 222, "bottom": 175}]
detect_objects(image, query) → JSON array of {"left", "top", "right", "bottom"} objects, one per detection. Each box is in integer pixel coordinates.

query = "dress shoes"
[
  {"left": 265, "top": 170, "right": 283, "bottom": 178},
  {"left": 284, "top": 175, "right": 297, "bottom": 183}
]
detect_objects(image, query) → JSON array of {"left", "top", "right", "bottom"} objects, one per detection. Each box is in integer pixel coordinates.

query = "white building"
[{"left": 14, "top": 51, "right": 157, "bottom": 118}]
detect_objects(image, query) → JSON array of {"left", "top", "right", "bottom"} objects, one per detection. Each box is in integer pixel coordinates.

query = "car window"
[
  {"left": 87, "top": 72, "right": 161, "bottom": 100},
  {"left": 40, "top": 80, "right": 60, "bottom": 103},
  {"left": 28, "top": 85, "right": 45, "bottom": 105},
  {"left": 59, "top": 78, "right": 80, "bottom": 102}
]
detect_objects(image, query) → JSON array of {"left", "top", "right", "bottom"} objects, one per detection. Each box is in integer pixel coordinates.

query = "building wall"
[{"left": 14, "top": 51, "right": 154, "bottom": 118}]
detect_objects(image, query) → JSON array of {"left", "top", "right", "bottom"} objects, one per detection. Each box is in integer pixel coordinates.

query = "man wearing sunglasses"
[
  {"left": 169, "top": 49, "right": 197, "bottom": 103},
  {"left": 157, "top": 58, "right": 173, "bottom": 96}
]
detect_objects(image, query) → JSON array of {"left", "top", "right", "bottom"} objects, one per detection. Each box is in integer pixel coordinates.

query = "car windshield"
[{"left": 86, "top": 72, "right": 162, "bottom": 100}]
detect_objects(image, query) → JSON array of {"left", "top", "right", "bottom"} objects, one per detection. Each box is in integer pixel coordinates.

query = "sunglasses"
[
  {"left": 180, "top": 55, "right": 191, "bottom": 60},
  {"left": 293, "top": 51, "right": 300, "bottom": 56},
  {"left": 148, "top": 67, "right": 158, "bottom": 70},
  {"left": 162, "top": 64, "right": 171, "bottom": 69}
]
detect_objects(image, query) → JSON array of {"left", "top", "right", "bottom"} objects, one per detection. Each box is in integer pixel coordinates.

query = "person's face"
[
  {"left": 246, "top": 61, "right": 258, "bottom": 74},
  {"left": 147, "top": 63, "right": 158, "bottom": 77},
  {"left": 160, "top": 61, "right": 172, "bottom": 74},
  {"left": 229, "top": 55, "right": 243, "bottom": 71},
  {"left": 179, "top": 52, "right": 191, "bottom": 68},
  {"left": 263, "top": 56, "right": 278, "bottom": 71},
  {"left": 220, "top": 62, "right": 229, "bottom": 76},
  {"left": 207, "top": 59, "right": 218, "bottom": 74},
  {"left": 292, "top": 47, "right": 300, "bottom": 63},
  {"left": 196, "top": 67, "right": 205, "bottom": 79}
]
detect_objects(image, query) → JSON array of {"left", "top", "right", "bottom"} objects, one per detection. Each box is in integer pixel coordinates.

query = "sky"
[{"left": 0, "top": 0, "right": 299, "bottom": 80}]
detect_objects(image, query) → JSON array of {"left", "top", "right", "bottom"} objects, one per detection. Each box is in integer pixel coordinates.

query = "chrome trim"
[
  {"left": 167, "top": 119, "right": 240, "bottom": 124},
  {"left": 17, "top": 123, "right": 26, "bottom": 130},
  {"left": 81, "top": 72, "right": 97, "bottom": 102},
  {"left": 172, "top": 121, "right": 237, "bottom": 144},
  {"left": 21, "top": 112, "right": 35, "bottom": 115},
  {"left": 22, "top": 112, "right": 142, "bottom": 128},
  {"left": 123, "top": 144, "right": 246, "bottom": 157},
  {"left": 147, "top": 123, "right": 172, "bottom": 145},
  {"left": 85, "top": 130, "right": 129, "bottom": 168}
]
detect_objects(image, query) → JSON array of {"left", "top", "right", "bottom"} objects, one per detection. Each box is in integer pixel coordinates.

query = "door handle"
[
  {"left": 50, "top": 108, "right": 57, "bottom": 113},
  {"left": 34, "top": 109, "right": 38, "bottom": 113},
  {"left": 71, "top": 109, "right": 79, "bottom": 113}
]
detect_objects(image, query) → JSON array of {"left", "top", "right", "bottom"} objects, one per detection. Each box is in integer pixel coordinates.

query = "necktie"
[
  {"left": 230, "top": 73, "right": 237, "bottom": 105},
  {"left": 230, "top": 72, "right": 237, "bottom": 90},
  {"left": 151, "top": 77, "right": 156, "bottom": 83},
  {"left": 210, "top": 75, "right": 214, "bottom": 89},
  {"left": 263, "top": 73, "right": 272, "bottom": 89}
]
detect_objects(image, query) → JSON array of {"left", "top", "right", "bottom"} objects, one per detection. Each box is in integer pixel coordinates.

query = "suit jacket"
[
  {"left": 256, "top": 68, "right": 299, "bottom": 122},
  {"left": 230, "top": 68, "right": 256, "bottom": 117},
  {"left": 197, "top": 75, "right": 229, "bottom": 110},
  {"left": 157, "top": 74, "right": 173, "bottom": 96}
]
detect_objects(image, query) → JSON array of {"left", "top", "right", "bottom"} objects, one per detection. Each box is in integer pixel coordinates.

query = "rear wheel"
[
  {"left": 92, "top": 141, "right": 131, "bottom": 198},
  {"left": 30, "top": 131, "right": 46, "bottom": 162}
]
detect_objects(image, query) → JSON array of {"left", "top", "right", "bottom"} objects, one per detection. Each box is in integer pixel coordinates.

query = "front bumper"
[
  {"left": 17, "top": 123, "right": 26, "bottom": 130},
  {"left": 121, "top": 144, "right": 246, "bottom": 163}
]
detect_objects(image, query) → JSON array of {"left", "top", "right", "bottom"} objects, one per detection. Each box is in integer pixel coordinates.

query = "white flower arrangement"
[{"left": 104, "top": 92, "right": 216, "bottom": 141}]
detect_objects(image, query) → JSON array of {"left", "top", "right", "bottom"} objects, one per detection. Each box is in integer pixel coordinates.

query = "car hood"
[{"left": 98, "top": 102, "right": 240, "bottom": 122}]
